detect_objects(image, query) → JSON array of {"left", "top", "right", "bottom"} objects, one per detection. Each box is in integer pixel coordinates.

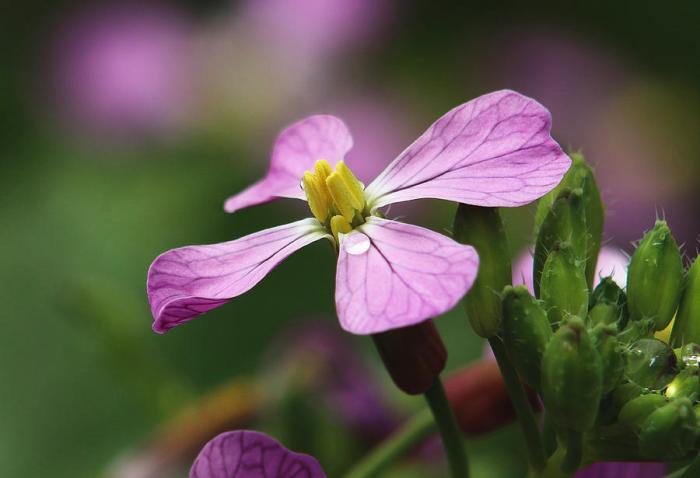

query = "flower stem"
[
  {"left": 560, "top": 429, "right": 582, "bottom": 473},
  {"left": 488, "top": 336, "right": 547, "bottom": 472},
  {"left": 343, "top": 408, "right": 435, "bottom": 478},
  {"left": 424, "top": 377, "right": 470, "bottom": 478}
]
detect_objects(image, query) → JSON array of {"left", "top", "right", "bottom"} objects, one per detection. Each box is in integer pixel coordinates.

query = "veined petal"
[
  {"left": 365, "top": 90, "right": 571, "bottom": 209},
  {"left": 190, "top": 430, "right": 326, "bottom": 478},
  {"left": 148, "top": 218, "right": 329, "bottom": 333},
  {"left": 224, "top": 115, "right": 353, "bottom": 213},
  {"left": 335, "top": 217, "right": 479, "bottom": 335}
]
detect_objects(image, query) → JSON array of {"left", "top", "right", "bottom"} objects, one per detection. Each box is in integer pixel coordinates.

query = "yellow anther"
[
  {"left": 327, "top": 172, "right": 360, "bottom": 221},
  {"left": 314, "top": 159, "right": 333, "bottom": 183},
  {"left": 302, "top": 172, "right": 330, "bottom": 222},
  {"left": 335, "top": 161, "right": 365, "bottom": 207},
  {"left": 330, "top": 215, "right": 352, "bottom": 244}
]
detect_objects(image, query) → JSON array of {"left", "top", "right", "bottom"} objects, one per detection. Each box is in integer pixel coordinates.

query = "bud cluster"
[{"left": 458, "top": 153, "right": 700, "bottom": 469}]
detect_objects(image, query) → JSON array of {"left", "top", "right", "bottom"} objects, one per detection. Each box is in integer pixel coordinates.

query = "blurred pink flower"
[
  {"left": 574, "top": 461, "right": 664, "bottom": 478},
  {"left": 49, "top": 4, "right": 193, "bottom": 140}
]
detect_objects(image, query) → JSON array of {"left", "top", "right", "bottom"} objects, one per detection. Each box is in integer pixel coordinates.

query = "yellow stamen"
[
  {"left": 314, "top": 159, "right": 333, "bottom": 183},
  {"left": 302, "top": 171, "right": 329, "bottom": 222},
  {"left": 335, "top": 161, "right": 365, "bottom": 207},
  {"left": 330, "top": 215, "right": 352, "bottom": 244}
]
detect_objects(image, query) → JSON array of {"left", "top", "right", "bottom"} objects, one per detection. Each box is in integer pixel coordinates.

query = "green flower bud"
[
  {"left": 501, "top": 285, "right": 553, "bottom": 390},
  {"left": 611, "top": 382, "right": 644, "bottom": 418},
  {"left": 680, "top": 343, "right": 700, "bottom": 367},
  {"left": 671, "top": 258, "right": 700, "bottom": 347},
  {"left": 617, "top": 318, "right": 655, "bottom": 344},
  {"left": 590, "top": 323, "right": 626, "bottom": 394},
  {"left": 666, "top": 368, "right": 700, "bottom": 401},
  {"left": 535, "top": 153, "right": 604, "bottom": 289},
  {"left": 625, "top": 338, "right": 679, "bottom": 390},
  {"left": 453, "top": 204, "right": 510, "bottom": 338},
  {"left": 627, "top": 220, "right": 683, "bottom": 331},
  {"left": 540, "top": 245, "right": 589, "bottom": 328},
  {"left": 541, "top": 317, "right": 603, "bottom": 431},
  {"left": 618, "top": 393, "right": 667, "bottom": 431},
  {"left": 639, "top": 398, "right": 697, "bottom": 460},
  {"left": 589, "top": 277, "right": 629, "bottom": 329},
  {"left": 589, "top": 303, "right": 620, "bottom": 327},
  {"left": 534, "top": 188, "right": 588, "bottom": 297}
]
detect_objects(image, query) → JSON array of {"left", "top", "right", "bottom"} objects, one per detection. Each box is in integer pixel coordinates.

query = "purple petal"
[
  {"left": 574, "top": 462, "right": 665, "bottom": 478},
  {"left": 190, "top": 430, "right": 326, "bottom": 478},
  {"left": 224, "top": 115, "right": 353, "bottom": 213},
  {"left": 365, "top": 90, "right": 571, "bottom": 209},
  {"left": 148, "top": 219, "right": 329, "bottom": 333},
  {"left": 335, "top": 217, "right": 479, "bottom": 335}
]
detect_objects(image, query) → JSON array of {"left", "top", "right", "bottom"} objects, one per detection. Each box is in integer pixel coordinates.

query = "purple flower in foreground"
[
  {"left": 191, "top": 430, "right": 325, "bottom": 478},
  {"left": 147, "top": 90, "right": 570, "bottom": 335},
  {"left": 574, "top": 461, "right": 665, "bottom": 478}
]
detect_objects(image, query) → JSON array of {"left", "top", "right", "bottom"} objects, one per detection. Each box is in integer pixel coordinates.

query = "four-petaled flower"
[{"left": 147, "top": 90, "right": 571, "bottom": 335}]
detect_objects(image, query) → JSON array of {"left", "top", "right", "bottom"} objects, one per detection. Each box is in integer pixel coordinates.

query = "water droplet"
[{"left": 343, "top": 231, "right": 371, "bottom": 255}]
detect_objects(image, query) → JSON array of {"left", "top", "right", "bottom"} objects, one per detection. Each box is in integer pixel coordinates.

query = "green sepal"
[
  {"left": 625, "top": 338, "right": 680, "bottom": 390},
  {"left": 540, "top": 244, "right": 589, "bottom": 328},
  {"left": 534, "top": 188, "right": 588, "bottom": 297},
  {"left": 671, "top": 258, "right": 700, "bottom": 347},
  {"left": 453, "top": 204, "right": 511, "bottom": 338},
  {"left": 534, "top": 152, "right": 604, "bottom": 289},
  {"left": 639, "top": 398, "right": 697, "bottom": 460},
  {"left": 541, "top": 317, "right": 603, "bottom": 431},
  {"left": 627, "top": 220, "right": 683, "bottom": 331},
  {"left": 501, "top": 285, "right": 553, "bottom": 390},
  {"left": 590, "top": 323, "right": 626, "bottom": 394}
]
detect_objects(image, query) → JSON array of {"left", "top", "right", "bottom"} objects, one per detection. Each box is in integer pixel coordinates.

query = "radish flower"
[{"left": 148, "top": 90, "right": 570, "bottom": 335}]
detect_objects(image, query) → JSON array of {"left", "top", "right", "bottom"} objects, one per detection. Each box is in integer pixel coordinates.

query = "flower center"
[{"left": 302, "top": 159, "right": 368, "bottom": 243}]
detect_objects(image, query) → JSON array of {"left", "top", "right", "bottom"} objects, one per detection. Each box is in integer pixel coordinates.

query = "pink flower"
[
  {"left": 147, "top": 90, "right": 570, "bottom": 335},
  {"left": 190, "top": 430, "right": 325, "bottom": 477}
]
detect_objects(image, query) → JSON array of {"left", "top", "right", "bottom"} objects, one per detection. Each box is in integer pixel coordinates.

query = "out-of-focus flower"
[
  {"left": 194, "top": 0, "right": 395, "bottom": 141},
  {"left": 574, "top": 461, "right": 665, "bottom": 478},
  {"left": 147, "top": 90, "right": 569, "bottom": 335},
  {"left": 484, "top": 29, "right": 700, "bottom": 246},
  {"left": 264, "top": 323, "right": 397, "bottom": 440},
  {"left": 513, "top": 246, "right": 629, "bottom": 293},
  {"left": 190, "top": 430, "right": 326, "bottom": 478},
  {"left": 240, "top": 0, "right": 394, "bottom": 59},
  {"left": 49, "top": 4, "right": 193, "bottom": 141}
]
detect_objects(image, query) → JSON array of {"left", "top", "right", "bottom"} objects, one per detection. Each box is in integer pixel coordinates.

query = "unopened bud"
[
  {"left": 671, "top": 258, "right": 700, "bottom": 347},
  {"left": 589, "top": 277, "right": 629, "bottom": 329},
  {"left": 627, "top": 220, "right": 683, "bottom": 331},
  {"left": 639, "top": 398, "right": 697, "bottom": 460},
  {"left": 625, "top": 338, "right": 679, "bottom": 390},
  {"left": 666, "top": 368, "right": 700, "bottom": 401},
  {"left": 535, "top": 153, "right": 604, "bottom": 289},
  {"left": 618, "top": 394, "right": 667, "bottom": 431},
  {"left": 501, "top": 285, "right": 552, "bottom": 390},
  {"left": 588, "top": 303, "right": 619, "bottom": 327},
  {"left": 540, "top": 245, "right": 589, "bottom": 328},
  {"left": 541, "top": 317, "right": 603, "bottom": 431},
  {"left": 453, "top": 204, "right": 511, "bottom": 338},
  {"left": 590, "top": 324, "right": 625, "bottom": 394},
  {"left": 534, "top": 188, "right": 588, "bottom": 297},
  {"left": 372, "top": 321, "right": 447, "bottom": 395}
]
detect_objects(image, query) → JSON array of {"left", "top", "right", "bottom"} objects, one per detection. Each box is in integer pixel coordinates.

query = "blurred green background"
[{"left": 2, "top": 1, "right": 699, "bottom": 476}]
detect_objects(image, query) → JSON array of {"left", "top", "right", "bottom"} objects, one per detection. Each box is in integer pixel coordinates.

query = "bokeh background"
[{"left": 2, "top": 1, "right": 699, "bottom": 476}]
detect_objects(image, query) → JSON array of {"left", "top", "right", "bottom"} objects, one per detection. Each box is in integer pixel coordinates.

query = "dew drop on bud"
[{"left": 343, "top": 231, "right": 371, "bottom": 255}]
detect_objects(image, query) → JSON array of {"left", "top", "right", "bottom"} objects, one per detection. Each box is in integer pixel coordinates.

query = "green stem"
[
  {"left": 489, "top": 336, "right": 547, "bottom": 471},
  {"left": 542, "top": 411, "right": 557, "bottom": 458},
  {"left": 424, "top": 377, "right": 470, "bottom": 478},
  {"left": 560, "top": 429, "right": 582, "bottom": 473},
  {"left": 665, "top": 453, "right": 700, "bottom": 478},
  {"left": 343, "top": 408, "right": 436, "bottom": 478}
]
